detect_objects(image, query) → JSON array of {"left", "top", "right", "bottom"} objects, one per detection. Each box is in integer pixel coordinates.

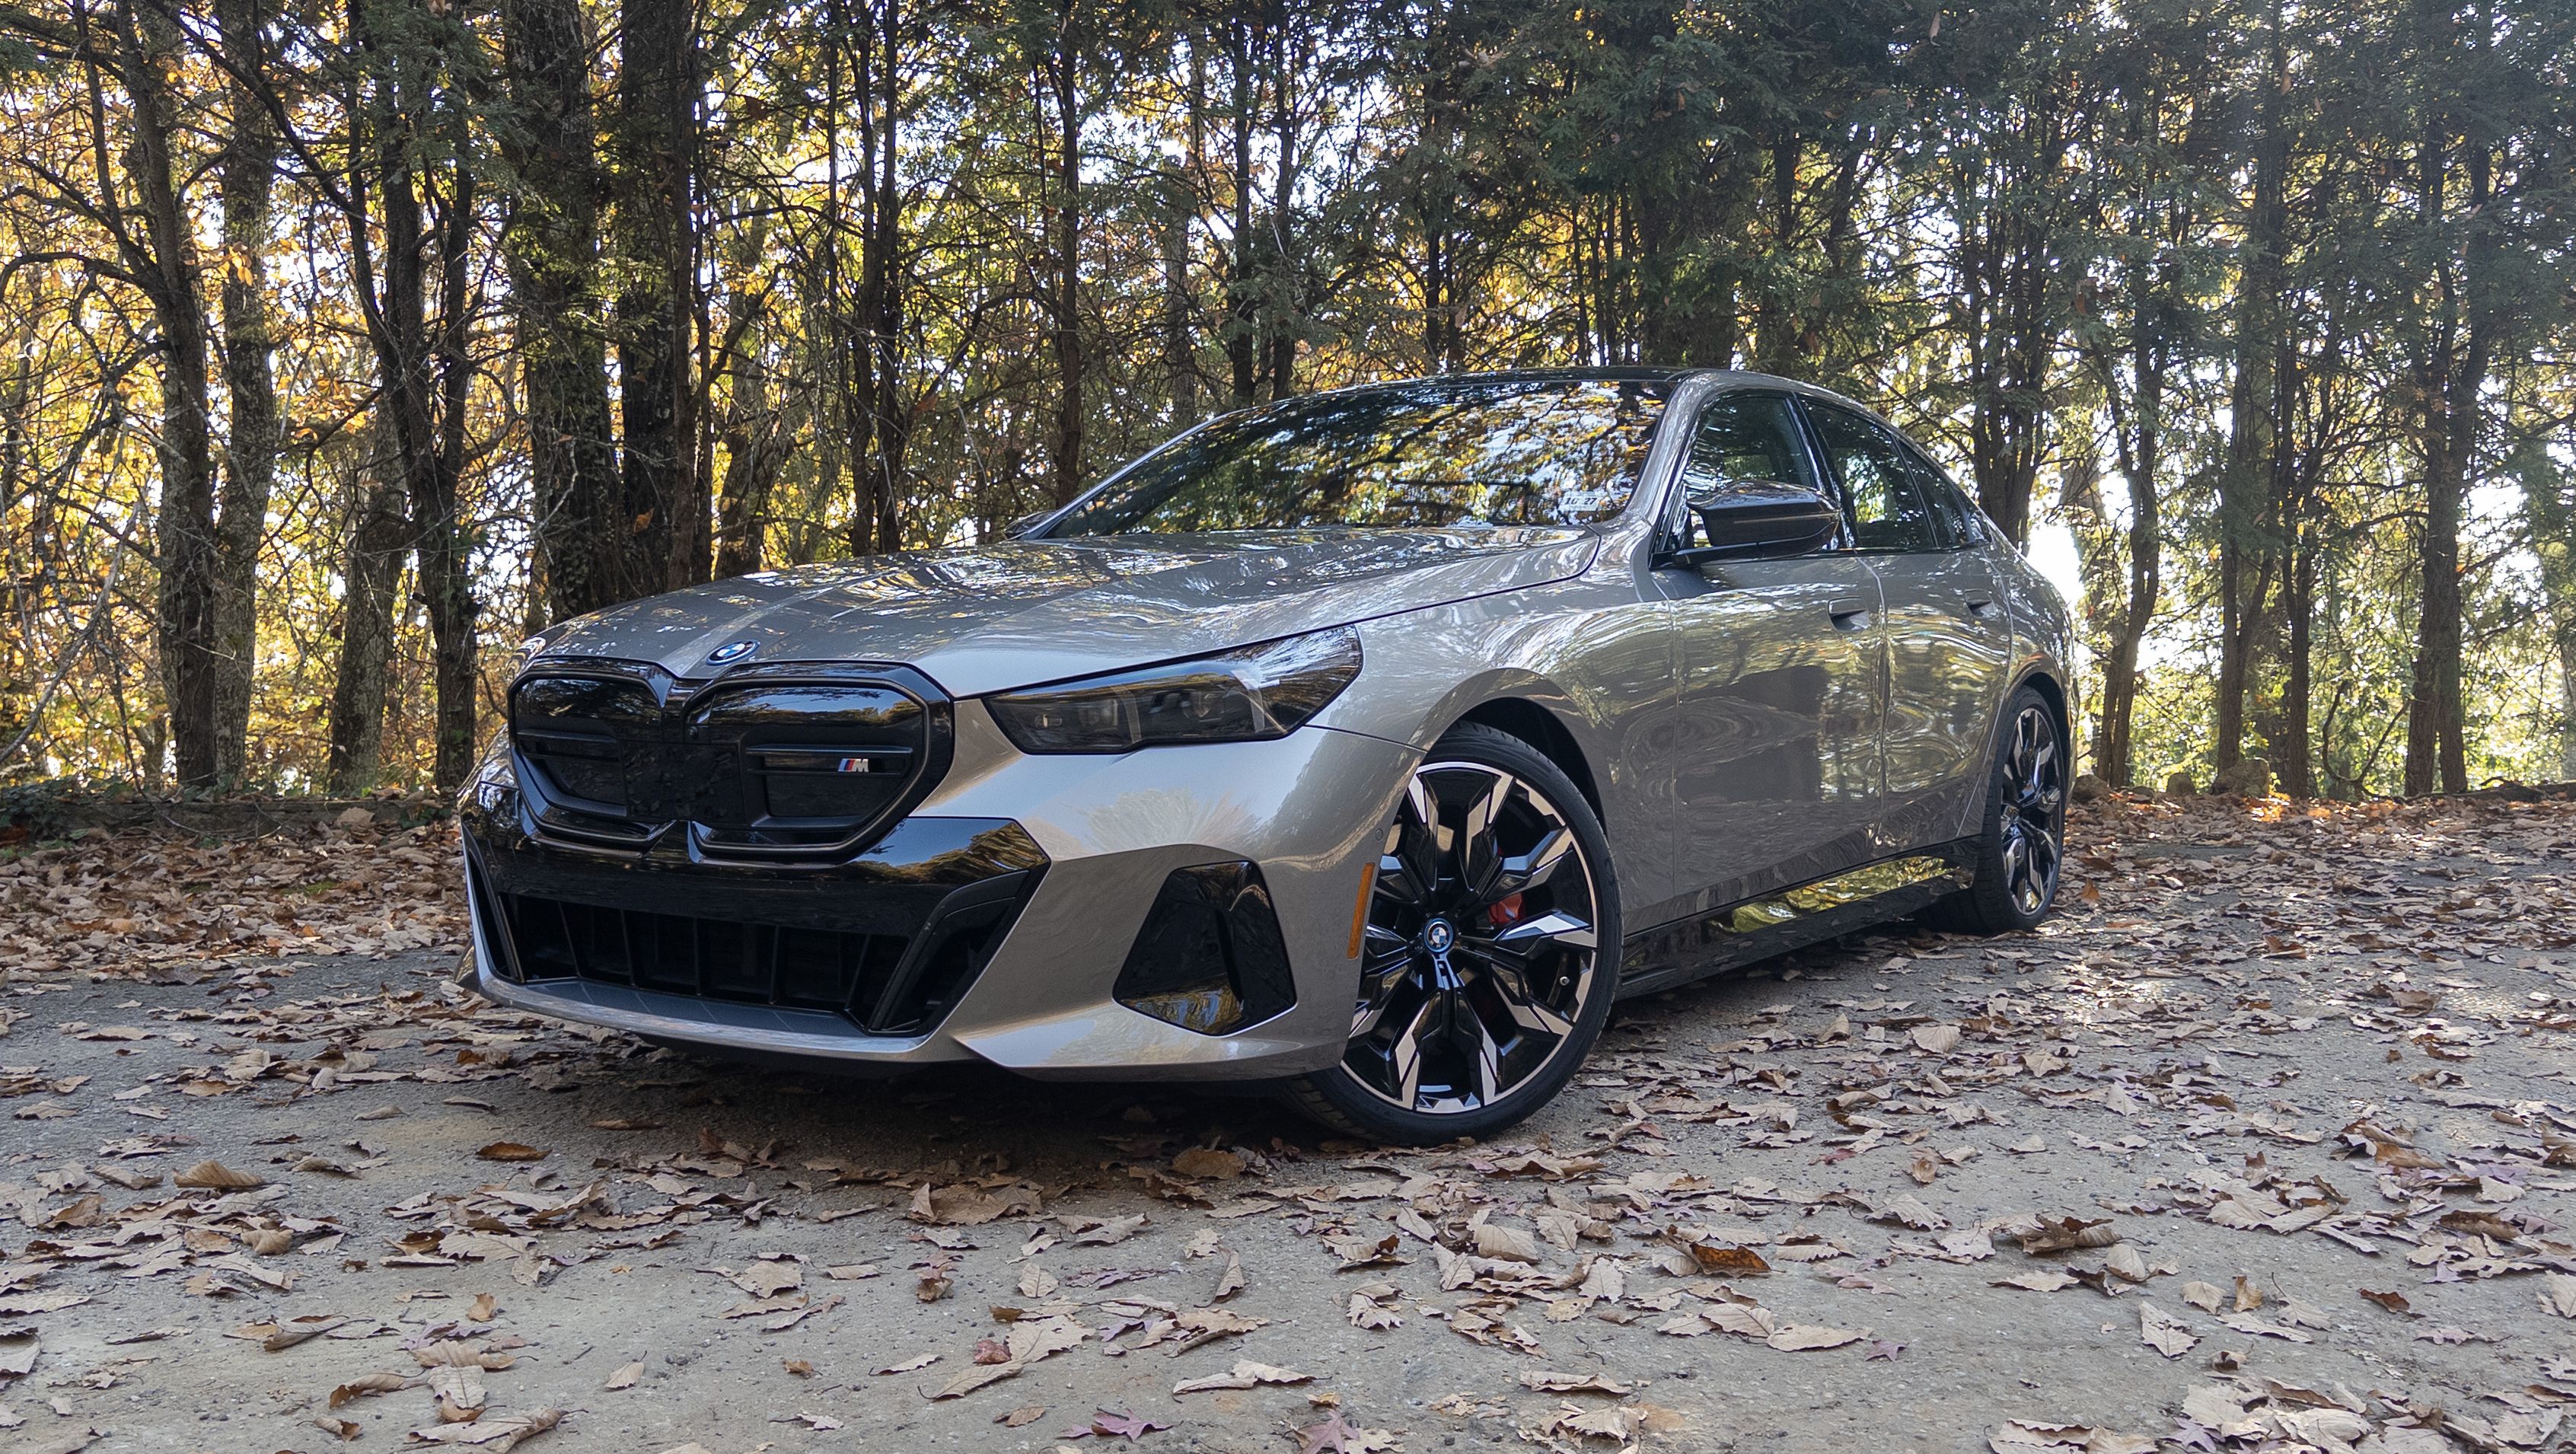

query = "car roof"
[{"left": 1302, "top": 366, "right": 1877, "bottom": 416}]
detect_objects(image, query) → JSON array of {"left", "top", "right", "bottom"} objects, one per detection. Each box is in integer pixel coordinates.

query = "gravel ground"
[{"left": 4, "top": 794, "right": 2575, "bottom": 1454}]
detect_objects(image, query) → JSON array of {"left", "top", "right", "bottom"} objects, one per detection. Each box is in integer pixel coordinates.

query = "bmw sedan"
[{"left": 459, "top": 370, "right": 2072, "bottom": 1144}]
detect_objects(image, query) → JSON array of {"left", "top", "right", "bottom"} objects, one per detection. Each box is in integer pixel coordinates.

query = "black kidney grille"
[{"left": 510, "top": 668, "right": 941, "bottom": 859}]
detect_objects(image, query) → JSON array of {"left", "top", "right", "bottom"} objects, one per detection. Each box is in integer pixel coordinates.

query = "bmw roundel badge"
[{"left": 705, "top": 639, "right": 759, "bottom": 665}]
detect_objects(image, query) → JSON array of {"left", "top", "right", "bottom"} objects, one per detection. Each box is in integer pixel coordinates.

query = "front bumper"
[{"left": 463, "top": 700, "right": 1417, "bottom": 1079}]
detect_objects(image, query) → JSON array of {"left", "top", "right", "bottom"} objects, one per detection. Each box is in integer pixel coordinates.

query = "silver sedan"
[{"left": 459, "top": 370, "right": 2073, "bottom": 1143}]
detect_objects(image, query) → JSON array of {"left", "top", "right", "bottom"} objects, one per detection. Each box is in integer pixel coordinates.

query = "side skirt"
[{"left": 1615, "top": 842, "right": 1977, "bottom": 999}]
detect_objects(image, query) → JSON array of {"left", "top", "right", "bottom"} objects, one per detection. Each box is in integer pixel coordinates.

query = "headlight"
[{"left": 984, "top": 628, "right": 1363, "bottom": 754}]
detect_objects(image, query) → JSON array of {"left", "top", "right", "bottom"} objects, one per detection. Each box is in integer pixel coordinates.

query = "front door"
[
  {"left": 1800, "top": 401, "right": 2015, "bottom": 853},
  {"left": 1656, "top": 389, "right": 1887, "bottom": 917}
]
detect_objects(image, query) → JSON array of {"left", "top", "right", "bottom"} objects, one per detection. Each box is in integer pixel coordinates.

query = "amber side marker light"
[{"left": 1346, "top": 863, "right": 1378, "bottom": 959}]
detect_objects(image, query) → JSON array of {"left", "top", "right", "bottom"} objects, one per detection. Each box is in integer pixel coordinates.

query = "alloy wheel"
[
  {"left": 1342, "top": 761, "right": 1602, "bottom": 1114},
  {"left": 1998, "top": 705, "right": 2064, "bottom": 915}
]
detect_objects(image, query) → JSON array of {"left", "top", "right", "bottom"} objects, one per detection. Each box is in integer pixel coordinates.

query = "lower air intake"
[
  {"left": 1114, "top": 862, "right": 1298, "bottom": 1035},
  {"left": 488, "top": 878, "right": 1025, "bottom": 1038}
]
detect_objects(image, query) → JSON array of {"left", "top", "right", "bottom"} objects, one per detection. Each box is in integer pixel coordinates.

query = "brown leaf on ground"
[
  {"left": 1171, "top": 1146, "right": 1246, "bottom": 1179},
  {"left": 1065, "top": 1212, "right": 1149, "bottom": 1245},
  {"left": 172, "top": 1159, "right": 263, "bottom": 1188},
  {"left": 1990, "top": 1420, "right": 2155, "bottom": 1454},
  {"left": 1172, "top": 1360, "right": 1312, "bottom": 1395},
  {"left": 261, "top": 1315, "right": 346, "bottom": 1351},
  {"left": 2540, "top": 1275, "right": 2576, "bottom": 1318},
  {"left": 1208, "top": 1248, "right": 1246, "bottom": 1302},
  {"left": 473, "top": 1142, "right": 546, "bottom": 1163},
  {"left": 1297, "top": 1411, "right": 1401, "bottom": 1453},
  {"left": 601, "top": 1361, "right": 643, "bottom": 1390},
  {"left": 400, "top": 1408, "right": 562, "bottom": 1449},
  {"left": 1520, "top": 1370, "right": 1634, "bottom": 1395},
  {"left": 2139, "top": 1303, "right": 2198, "bottom": 1358},
  {"left": 2020, "top": 1216, "right": 2116, "bottom": 1255},
  {"left": 328, "top": 1372, "right": 410, "bottom": 1408},
  {"left": 909, "top": 1181, "right": 1044, "bottom": 1226},
  {"left": 1675, "top": 1240, "right": 1771, "bottom": 1276}
]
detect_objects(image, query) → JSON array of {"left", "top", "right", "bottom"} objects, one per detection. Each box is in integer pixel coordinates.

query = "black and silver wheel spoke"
[
  {"left": 1343, "top": 760, "right": 1600, "bottom": 1116},
  {"left": 1999, "top": 705, "right": 2064, "bottom": 915},
  {"left": 1375, "top": 776, "right": 1446, "bottom": 907}
]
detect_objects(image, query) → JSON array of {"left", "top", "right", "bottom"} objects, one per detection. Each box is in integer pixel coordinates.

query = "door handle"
[
  {"left": 1828, "top": 601, "right": 1871, "bottom": 630},
  {"left": 1965, "top": 597, "right": 1998, "bottom": 619}
]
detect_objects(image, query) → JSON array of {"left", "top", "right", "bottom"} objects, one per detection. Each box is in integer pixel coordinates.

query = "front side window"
[
  {"left": 1672, "top": 391, "right": 1828, "bottom": 551},
  {"left": 1043, "top": 378, "right": 1670, "bottom": 537},
  {"left": 1679, "top": 391, "right": 1820, "bottom": 496},
  {"left": 1806, "top": 403, "right": 1939, "bottom": 553}
]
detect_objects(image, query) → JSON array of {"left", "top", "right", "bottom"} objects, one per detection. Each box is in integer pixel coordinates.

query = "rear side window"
[
  {"left": 1903, "top": 446, "right": 1981, "bottom": 547},
  {"left": 1806, "top": 403, "right": 1940, "bottom": 553}
]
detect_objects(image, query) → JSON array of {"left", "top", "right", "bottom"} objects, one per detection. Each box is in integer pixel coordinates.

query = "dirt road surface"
[{"left": 4, "top": 795, "right": 2574, "bottom": 1454}]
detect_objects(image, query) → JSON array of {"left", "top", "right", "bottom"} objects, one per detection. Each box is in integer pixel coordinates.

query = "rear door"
[
  {"left": 1798, "top": 400, "right": 2013, "bottom": 853},
  {"left": 1658, "top": 389, "right": 1887, "bottom": 910}
]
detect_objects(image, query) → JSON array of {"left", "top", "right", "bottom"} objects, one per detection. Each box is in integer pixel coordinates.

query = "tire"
[
  {"left": 1282, "top": 722, "right": 1621, "bottom": 1146},
  {"left": 1929, "top": 684, "right": 2067, "bottom": 934}
]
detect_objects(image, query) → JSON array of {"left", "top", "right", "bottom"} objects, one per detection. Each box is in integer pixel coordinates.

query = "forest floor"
[{"left": 2, "top": 794, "right": 2575, "bottom": 1454}]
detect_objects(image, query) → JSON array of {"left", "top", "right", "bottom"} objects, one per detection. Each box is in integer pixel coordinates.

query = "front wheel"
[
  {"left": 1282, "top": 723, "right": 1620, "bottom": 1146},
  {"left": 1929, "top": 686, "right": 2066, "bottom": 934}
]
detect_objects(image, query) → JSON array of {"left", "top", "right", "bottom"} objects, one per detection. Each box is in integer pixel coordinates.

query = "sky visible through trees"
[{"left": 0, "top": 0, "right": 2570, "bottom": 798}]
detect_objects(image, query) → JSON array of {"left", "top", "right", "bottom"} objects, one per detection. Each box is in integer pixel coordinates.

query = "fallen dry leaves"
[{"left": 0, "top": 793, "right": 2573, "bottom": 1449}]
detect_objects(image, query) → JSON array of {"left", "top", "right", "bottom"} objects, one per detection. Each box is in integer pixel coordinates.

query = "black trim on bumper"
[{"left": 464, "top": 798, "right": 1047, "bottom": 1038}]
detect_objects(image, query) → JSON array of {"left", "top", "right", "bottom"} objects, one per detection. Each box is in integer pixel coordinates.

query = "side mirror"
[
  {"left": 1668, "top": 479, "right": 1842, "bottom": 566},
  {"left": 1000, "top": 510, "right": 1052, "bottom": 540}
]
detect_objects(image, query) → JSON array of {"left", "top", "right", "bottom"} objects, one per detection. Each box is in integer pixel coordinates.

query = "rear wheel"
[
  {"left": 1283, "top": 724, "right": 1619, "bottom": 1145},
  {"left": 1930, "top": 685, "right": 2065, "bottom": 933}
]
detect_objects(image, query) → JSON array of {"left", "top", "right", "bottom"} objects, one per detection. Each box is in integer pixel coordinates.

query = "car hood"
[{"left": 531, "top": 528, "right": 1598, "bottom": 697}]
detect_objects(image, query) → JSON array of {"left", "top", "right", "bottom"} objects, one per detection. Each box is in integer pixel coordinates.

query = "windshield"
[{"left": 1041, "top": 378, "right": 1670, "bottom": 536}]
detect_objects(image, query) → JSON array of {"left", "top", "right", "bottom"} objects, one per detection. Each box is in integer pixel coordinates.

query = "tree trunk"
[
  {"left": 1162, "top": 45, "right": 1199, "bottom": 426},
  {"left": 2214, "top": 7, "right": 2288, "bottom": 773},
  {"left": 1224, "top": 14, "right": 1257, "bottom": 407},
  {"left": 325, "top": 433, "right": 409, "bottom": 792},
  {"left": 2279, "top": 496, "right": 2316, "bottom": 797},
  {"left": 1261, "top": 24, "right": 1298, "bottom": 400},
  {"left": 714, "top": 343, "right": 794, "bottom": 579},
  {"left": 850, "top": 0, "right": 904, "bottom": 553},
  {"left": 502, "top": 0, "right": 623, "bottom": 622},
  {"left": 2402, "top": 110, "right": 2492, "bottom": 795},
  {"left": 613, "top": 0, "right": 700, "bottom": 591},
  {"left": 114, "top": 0, "right": 223, "bottom": 788},
  {"left": 352, "top": 0, "right": 479, "bottom": 790},
  {"left": 2094, "top": 293, "right": 2164, "bottom": 789},
  {"left": 211, "top": 0, "right": 279, "bottom": 785},
  {"left": 1044, "top": 22, "right": 1085, "bottom": 505}
]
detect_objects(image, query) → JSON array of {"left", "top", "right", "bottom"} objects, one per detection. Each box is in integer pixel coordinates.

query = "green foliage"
[{"left": 0, "top": 0, "right": 2571, "bottom": 795}]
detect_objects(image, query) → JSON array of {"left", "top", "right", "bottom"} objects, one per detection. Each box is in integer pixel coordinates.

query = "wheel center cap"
[{"left": 1421, "top": 918, "right": 1456, "bottom": 974}]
